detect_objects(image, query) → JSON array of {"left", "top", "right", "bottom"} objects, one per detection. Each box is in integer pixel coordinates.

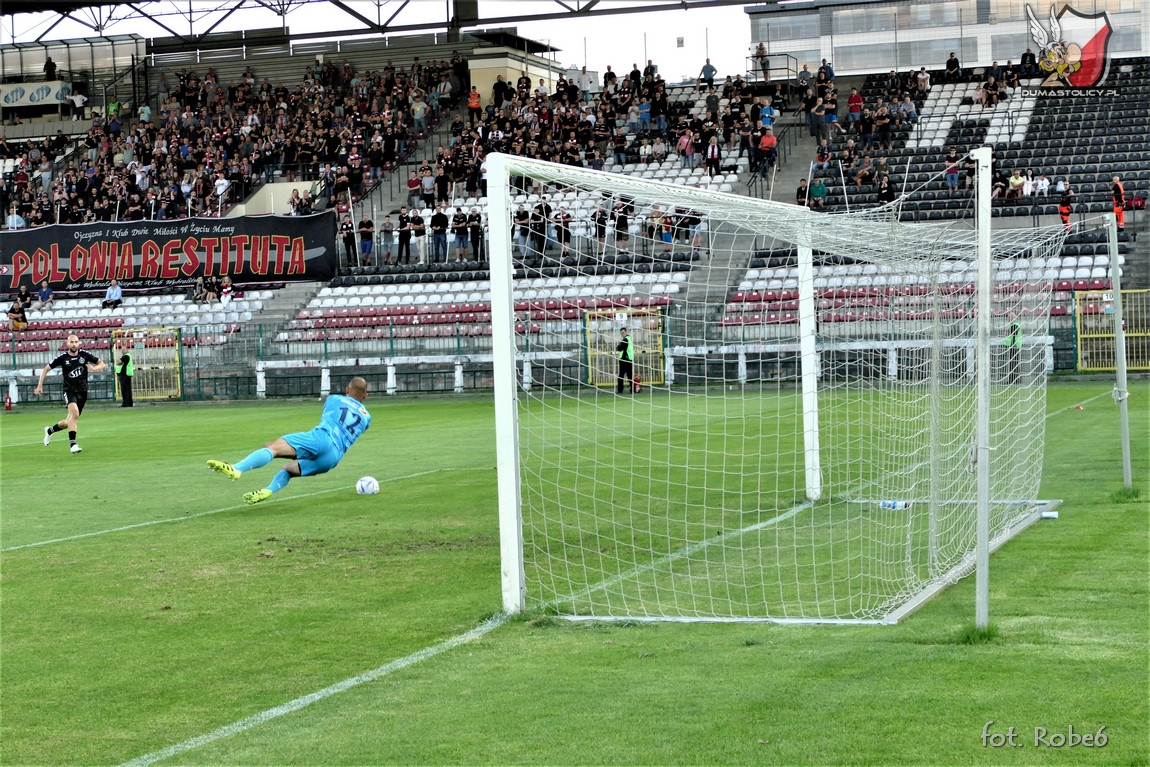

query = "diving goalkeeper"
[{"left": 208, "top": 377, "right": 371, "bottom": 504}]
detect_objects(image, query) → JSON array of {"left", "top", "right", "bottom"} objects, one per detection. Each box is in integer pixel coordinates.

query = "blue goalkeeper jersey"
[{"left": 317, "top": 394, "right": 372, "bottom": 453}]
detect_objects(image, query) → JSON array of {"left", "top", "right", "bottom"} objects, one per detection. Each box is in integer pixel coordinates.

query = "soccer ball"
[{"left": 356, "top": 476, "right": 380, "bottom": 495}]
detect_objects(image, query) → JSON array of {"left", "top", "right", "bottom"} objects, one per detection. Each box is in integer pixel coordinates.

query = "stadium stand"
[
  {"left": 2, "top": 33, "right": 1146, "bottom": 377},
  {"left": 806, "top": 58, "right": 1150, "bottom": 220},
  {"left": 723, "top": 227, "right": 1129, "bottom": 342},
  {"left": 1, "top": 50, "right": 455, "bottom": 228},
  {"left": 0, "top": 288, "right": 276, "bottom": 367}
]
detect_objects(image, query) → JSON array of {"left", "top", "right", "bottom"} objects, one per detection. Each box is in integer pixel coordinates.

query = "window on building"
[
  {"left": 752, "top": 13, "right": 820, "bottom": 43},
  {"left": 832, "top": 6, "right": 898, "bottom": 35},
  {"left": 833, "top": 43, "right": 894, "bottom": 73},
  {"left": 991, "top": 33, "right": 1031, "bottom": 62},
  {"left": 896, "top": 38, "right": 974, "bottom": 70},
  {"left": 1109, "top": 20, "right": 1142, "bottom": 52},
  {"left": 897, "top": 0, "right": 977, "bottom": 29},
  {"left": 987, "top": 0, "right": 1027, "bottom": 23}
]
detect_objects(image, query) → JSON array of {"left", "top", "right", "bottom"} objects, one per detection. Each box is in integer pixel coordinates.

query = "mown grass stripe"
[
  {"left": 117, "top": 616, "right": 508, "bottom": 767},
  {"left": 1, "top": 468, "right": 482, "bottom": 552}
]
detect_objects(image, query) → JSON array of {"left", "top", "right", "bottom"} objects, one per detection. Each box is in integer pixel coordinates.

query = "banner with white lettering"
[
  {"left": 0, "top": 80, "right": 74, "bottom": 108},
  {"left": 0, "top": 212, "right": 336, "bottom": 291}
]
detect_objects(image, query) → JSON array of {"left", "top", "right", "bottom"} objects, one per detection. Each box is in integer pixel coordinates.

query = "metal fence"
[{"left": 1075, "top": 289, "right": 1150, "bottom": 371}]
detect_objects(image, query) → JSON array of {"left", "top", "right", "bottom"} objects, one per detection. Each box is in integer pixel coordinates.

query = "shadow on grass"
[
  {"left": 1110, "top": 486, "right": 1143, "bottom": 504},
  {"left": 954, "top": 623, "right": 1001, "bottom": 645},
  {"left": 901, "top": 623, "right": 1003, "bottom": 646}
]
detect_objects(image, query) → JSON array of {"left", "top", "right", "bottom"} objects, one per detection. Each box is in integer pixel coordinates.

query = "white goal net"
[{"left": 487, "top": 153, "right": 1069, "bottom": 623}]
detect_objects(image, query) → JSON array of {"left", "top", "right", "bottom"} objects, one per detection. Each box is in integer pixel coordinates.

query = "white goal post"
[{"left": 487, "top": 151, "right": 1068, "bottom": 624}]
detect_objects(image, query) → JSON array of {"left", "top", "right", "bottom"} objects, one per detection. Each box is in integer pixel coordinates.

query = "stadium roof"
[{"left": 5, "top": 0, "right": 772, "bottom": 45}]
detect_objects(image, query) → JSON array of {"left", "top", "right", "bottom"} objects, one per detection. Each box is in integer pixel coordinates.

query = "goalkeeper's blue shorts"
[{"left": 284, "top": 428, "right": 344, "bottom": 476}]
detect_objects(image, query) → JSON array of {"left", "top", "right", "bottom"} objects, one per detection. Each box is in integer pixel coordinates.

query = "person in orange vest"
[
  {"left": 467, "top": 87, "right": 482, "bottom": 123},
  {"left": 1111, "top": 175, "right": 1125, "bottom": 230},
  {"left": 1058, "top": 185, "right": 1075, "bottom": 231}
]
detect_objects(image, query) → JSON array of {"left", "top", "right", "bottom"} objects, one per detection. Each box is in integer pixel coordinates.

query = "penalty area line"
[
  {"left": 1, "top": 468, "right": 484, "bottom": 552},
  {"left": 117, "top": 614, "right": 508, "bottom": 767},
  {"left": 1045, "top": 390, "right": 1114, "bottom": 418}
]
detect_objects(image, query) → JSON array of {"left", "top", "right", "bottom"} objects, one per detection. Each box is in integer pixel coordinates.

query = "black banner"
[{"left": 0, "top": 212, "right": 336, "bottom": 291}]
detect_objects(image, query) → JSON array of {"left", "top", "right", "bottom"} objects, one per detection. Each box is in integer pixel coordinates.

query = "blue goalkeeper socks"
[
  {"left": 234, "top": 448, "right": 274, "bottom": 473},
  {"left": 266, "top": 469, "right": 292, "bottom": 495}
]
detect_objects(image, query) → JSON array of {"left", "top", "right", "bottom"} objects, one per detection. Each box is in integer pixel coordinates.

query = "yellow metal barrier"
[
  {"left": 111, "top": 327, "right": 184, "bottom": 400},
  {"left": 1075, "top": 290, "right": 1150, "bottom": 371},
  {"left": 583, "top": 309, "right": 665, "bottom": 386}
]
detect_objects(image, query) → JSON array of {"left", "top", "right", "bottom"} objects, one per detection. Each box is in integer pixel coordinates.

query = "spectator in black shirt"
[
  {"left": 15, "top": 283, "right": 33, "bottom": 311},
  {"left": 1020, "top": 49, "right": 1038, "bottom": 78},
  {"left": 409, "top": 209, "right": 426, "bottom": 263},
  {"left": 795, "top": 179, "right": 809, "bottom": 207},
  {"left": 984, "top": 77, "right": 1000, "bottom": 108},
  {"left": 434, "top": 167, "right": 451, "bottom": 205},
  {"left": 1003, "top": 64, "right": 1020, "bottom": 91},
  {"left": 7, "top": 300, "right": 28, "bottom": 331},
  {"left": 340, "top": 214, "right": 356, "bottom": 264},
  {"left": 357, "top": 213, "right": 374, "bottom": 266},
  {"left": 451, "top": 207, "right": 469, "bottom": 260},
  {"left": 877, "top": 176, "right": 896, "bottom": 204},
  {"left": 945, "top": 53, "right": 962, "bottom": 83},
  {"left": 396, "top": 207, "right": 412, "bottom": 264},
  {"left": 430, "top": 205, "right": 449, "bottom": 262},
  {"left": 467, "top": 209, "right": 485, "bottom": 262}
]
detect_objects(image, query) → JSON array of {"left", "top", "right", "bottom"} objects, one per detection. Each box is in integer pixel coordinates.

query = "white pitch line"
[
  {"left": 1045, "top": 390, "right": 1115, "bottom": 417},
  {"left": 117, "top": 615, "right": 508, "bottom": 767},
  {"left": 0, "top": 468, "right": 473, "bottom": 552},
  {"left": 3, "top": 436, "right": 85, "bottom": 448}
]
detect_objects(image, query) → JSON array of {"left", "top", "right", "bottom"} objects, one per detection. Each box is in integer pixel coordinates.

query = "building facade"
[{"left": 746, "top": 0, "right": 1146, "bottom": 76}]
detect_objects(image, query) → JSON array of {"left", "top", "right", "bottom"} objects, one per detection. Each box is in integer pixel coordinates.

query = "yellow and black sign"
[
  {"left": 111, "top": 327, "right": 184, "bottom": 400},
  {"left": 1075, "top": 290, "right": 1149, "bottom": 371},
  {"left": 583, "top": 309, "right": 665, "bottom": 387}
]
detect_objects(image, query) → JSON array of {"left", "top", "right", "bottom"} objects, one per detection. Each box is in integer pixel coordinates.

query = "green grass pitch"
[{"left": 1, "top": 382, "right": 1146, "bottom": 765}]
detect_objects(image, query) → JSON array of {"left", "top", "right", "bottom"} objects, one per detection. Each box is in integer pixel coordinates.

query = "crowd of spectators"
[
  {"left": 6, "top": 280, "right": 57, "bottom": 331},
  {"left": 338, "top": 55, "right": 788, "bottom": 266},
  {"left": 0, "top": 52, "right": 470, "bottom": 230},
  {"left": 792, "top": 51, "right": 1072, "bottom": 208}
]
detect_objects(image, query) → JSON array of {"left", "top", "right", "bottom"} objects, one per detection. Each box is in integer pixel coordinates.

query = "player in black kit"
[{"left": 35, "top": 333, "right": 106, "bottom": 453}]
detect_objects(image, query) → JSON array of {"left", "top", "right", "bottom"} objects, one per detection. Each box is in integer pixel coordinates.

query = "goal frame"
[{"left": 486, "top": 150, "right": 1038, "bottom": 625}]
